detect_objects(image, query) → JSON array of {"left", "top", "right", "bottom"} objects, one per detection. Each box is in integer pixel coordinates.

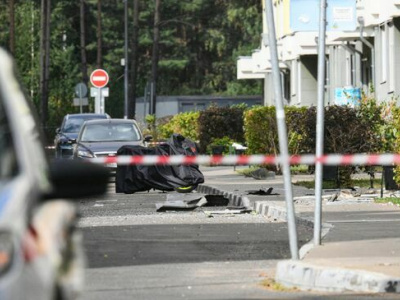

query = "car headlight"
[
  {"left": 77, "top": 150, "right": 94, "bottom": 158},
  {"left": 0, "top": 231, "right": 14, "bottom": 276}
]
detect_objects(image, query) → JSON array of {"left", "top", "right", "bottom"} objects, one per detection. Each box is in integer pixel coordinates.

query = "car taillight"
[{"left": 0, "top": 231, "right": 14, "bottom": 276}]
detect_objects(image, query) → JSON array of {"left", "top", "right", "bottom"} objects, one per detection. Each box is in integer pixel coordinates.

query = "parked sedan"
[
  {"left": 54, "top": 113, "right": 110, "bottom": 159},
  {"left": 0, "top": 48, "right": 109, "bottom": 299},
  {"left": 73, "top": 119, "right": 151, "bottom": 169}
]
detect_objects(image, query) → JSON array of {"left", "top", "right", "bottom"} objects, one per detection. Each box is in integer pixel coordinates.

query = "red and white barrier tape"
[{"left": 90, "top": 153, "right": 400, "bottom": 166}]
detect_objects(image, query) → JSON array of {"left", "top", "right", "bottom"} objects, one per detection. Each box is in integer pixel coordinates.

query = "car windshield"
[
  {"left": 80, "top": 123, "right": 140, "bottom": 142},
  {"left": 62, "top": 116, "right": 106, "bottom": 133}
]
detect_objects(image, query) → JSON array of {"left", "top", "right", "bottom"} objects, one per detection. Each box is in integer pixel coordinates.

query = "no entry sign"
[{"left": 90, "top": 69, "right": 109, "bottom": 88}]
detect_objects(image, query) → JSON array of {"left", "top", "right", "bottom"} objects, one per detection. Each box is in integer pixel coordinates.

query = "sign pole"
[
  {"left": 314, "top": 0, "right": 327, "bottom": 246},
  {"left": 79, "top": 84, "right": 83, "bottom": 113},
  {"left": 265, "top": 0, "right": 299, "bottom": 260}
]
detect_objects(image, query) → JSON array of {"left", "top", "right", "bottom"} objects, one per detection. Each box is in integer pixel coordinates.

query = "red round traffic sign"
[{"left": 90, "top": 69, "right": 109, "bottom": 88}]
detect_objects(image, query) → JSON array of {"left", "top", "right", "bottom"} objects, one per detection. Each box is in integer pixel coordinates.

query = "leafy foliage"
[
  {"left": 158, "top": 111, "right": 200, "bottom": 141},
  {"left": 198, "top": 104, "right": 246, "bottom": 153},
  {"left": 1, "top": 0, "right": 262, "bottom": 138},
  {"left": 206, "top": 136, "right": 234, "bottom": 155}
]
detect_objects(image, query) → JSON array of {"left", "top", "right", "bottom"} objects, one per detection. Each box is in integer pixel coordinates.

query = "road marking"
[{"left": 329, "top": 219, "right": 400, "bottom": 223}]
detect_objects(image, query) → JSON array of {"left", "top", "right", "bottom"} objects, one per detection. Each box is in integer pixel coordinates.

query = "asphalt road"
[
  {"left": 76, "top": 180, "right": 399, "bottom": 299},
  {"left": 77, "top": 185, "right": 317, "bottom": 299}
]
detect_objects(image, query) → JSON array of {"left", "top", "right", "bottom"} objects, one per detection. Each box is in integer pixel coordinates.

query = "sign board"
[
  {"left": 290, "top": 0, "right": 356, "bottom": 32},
  {"left": 75, "top": 82, "right": 87, "bottom": 98},
  {"left": 73, "top": 97, "right": 88, "bottom": 106},
  {"left": 90, "top": 69, "right": 109, "bottom": 88},
  {"left": 90, "top": 87, "right": 109, "bottom": 97},
  {"left": 334, "top": 87, "right": 361, "bottom": 106}
]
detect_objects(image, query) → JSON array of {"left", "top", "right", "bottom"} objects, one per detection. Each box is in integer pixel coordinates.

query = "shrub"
[
  {"left": 206, "top": 136, "right": 234, "bottom": 155},
  {"left": 243, "top": 106, "right": 278, "bottom": 155},
  {"left": 198, "top": 104, "right": 246, "bottom": 153},
  {"left": 158, "top": 111, "right": 200, "bottom": 141}
]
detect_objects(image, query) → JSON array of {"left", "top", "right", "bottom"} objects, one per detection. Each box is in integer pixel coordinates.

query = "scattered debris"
[
  {"left": 156, "top": 193, "right": 207, "bottom": 212},
  {"left": 249, "top": 168, "right": 276, "bottom": 180},
  {"left": 203, "top": 207, "right": 252, "bottom": 215},
  {"left": 246, "top": 187, "right": 279, "bottom": 196},
  {"left": 204, "top": 195, "right": 230, "bottom": 206}
]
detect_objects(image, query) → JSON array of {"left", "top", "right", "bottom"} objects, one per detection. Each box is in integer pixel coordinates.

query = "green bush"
[
  {"left": 198, "top": 104, "right": 246, "bottom": 153},
  {"left": 243, "top": 106, "right": 278, "bottom": 155},
  {"left": 244, "top": 106, "right": 310, "bottom": 156},
  {"left": 206, "top": 136, "right": 234, "bottom": 155},
  {"left": 158, "top": 111, "right": 200, "bottom": 141}
]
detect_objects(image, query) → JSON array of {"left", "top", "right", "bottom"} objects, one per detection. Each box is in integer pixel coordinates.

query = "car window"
[
  {"left": 81, "top": 123, "right": 141, "bottom": 142},
  {"left": 62, "top": 118, "right": 86, "bottom": 133},
  {"left": 61, "top": 115, "right": 108, "bottom": 133},
  {"left": 0, "top": 98, "right": 18, "bottom": 180}
]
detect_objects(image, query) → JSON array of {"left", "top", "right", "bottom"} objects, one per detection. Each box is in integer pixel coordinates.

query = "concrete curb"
[
  {"left": 276, "top": 260, "right": 400, "bottom": 293},
  {"left": 196, "top": 184, "right": 251, "bottom": 210},
  {"left": 253, "top": 200, "right": 400, "bottom": 294}
]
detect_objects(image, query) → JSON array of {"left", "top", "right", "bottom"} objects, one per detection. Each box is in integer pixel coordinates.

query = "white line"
[{"left": 93, "top": 76, "right": 106, "bottom": 81}]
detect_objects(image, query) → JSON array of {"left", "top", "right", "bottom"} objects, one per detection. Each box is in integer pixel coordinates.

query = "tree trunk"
[
  {"left": 40, "top": 0, "right": 50, "bottom": 128},
  {"left": 9, "top": 0, "right": 15, "bottom": 55},
  {"left": 80, "top": 0, "right": 88, "bottom": 85},
  {"left": 150, "top": 0, "right": 160, "bottom": 115},
  {"left": 96, "top": 0, "right": 102, "bottom": 68},
  {"left": 129, "top": 0, "right": 139, "bottom": 119}
]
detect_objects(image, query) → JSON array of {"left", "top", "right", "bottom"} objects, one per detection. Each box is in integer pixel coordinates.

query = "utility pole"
[
  {"left": 129, "top": 0, "right": 139, "bottom": 119},
  {"left": 40, "top": 0, "right": 51, "bottom": 127},
  {"left": 265, "top": 0, "right": 299, "bottom": 260},
  {"left": 150, "top": 0, "right": 160, "bottom": 115},
  {"left": 123, "top": 0, "right": 129, "bottom": 119},
  {"left": 314, "top": 0, "right": 327, "bottom": 246}
]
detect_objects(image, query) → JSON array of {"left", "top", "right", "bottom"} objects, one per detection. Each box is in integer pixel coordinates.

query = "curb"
[
  {"left": 276, "top": 260, "right": 400, "bottom": 293},
  {"left": 253, "top": 200, "right": 400, "bottom": 294},
  {"left": 196, "top": 184, "right": 251, "bottom": 210}
]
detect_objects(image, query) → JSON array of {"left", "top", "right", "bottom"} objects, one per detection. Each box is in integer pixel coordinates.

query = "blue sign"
[
  {"left": 291, "top": 0, "right": 356, "bottom": 32},
  {"left": 334, "top": 87, "right": 361, "bottom": 106}
]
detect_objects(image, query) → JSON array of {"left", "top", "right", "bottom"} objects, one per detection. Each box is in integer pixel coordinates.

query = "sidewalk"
[{"left": 199, "top": 166, "right": 400, "bottom": 294}]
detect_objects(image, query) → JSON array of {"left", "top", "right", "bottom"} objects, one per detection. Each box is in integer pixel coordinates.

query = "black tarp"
[{"left": 115, "top": 134, "right": 204, "bottom": 193}]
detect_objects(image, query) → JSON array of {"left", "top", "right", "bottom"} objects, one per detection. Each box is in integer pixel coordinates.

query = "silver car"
[{"left": 0, "top": 49, "right": 109, "bottom": 299}]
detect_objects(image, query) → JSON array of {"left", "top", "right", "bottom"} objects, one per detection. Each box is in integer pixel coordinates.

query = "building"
[
  {"left": 237, "top": 0, "right": 400, "bottom": 106},
  {"left": 134, "top": 95, "right": 262, "bottom": 123}
]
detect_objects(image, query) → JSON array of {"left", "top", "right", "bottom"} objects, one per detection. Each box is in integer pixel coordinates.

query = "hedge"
[{"left": 197, "top": 105, "right": 246, "bottom": 153}]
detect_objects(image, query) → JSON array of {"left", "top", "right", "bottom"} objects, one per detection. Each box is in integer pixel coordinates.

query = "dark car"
[
  {"left": 0, "top": 49, "right": 109, "bottom": 299},
  {"left": 54, "top": 113, "right": 110, "bottom": 158},
  {"left": 73, "top": 119, "right": 152, "bottom": 169}
]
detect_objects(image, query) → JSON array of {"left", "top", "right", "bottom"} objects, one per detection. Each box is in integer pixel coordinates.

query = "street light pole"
[
  {"left": 314, "top": 0, "right": 327, "bottom": 246},
  {"left": 265, "top": 0, "right": 299, "bottom": 260},
  {"left": 123, "top": 0, "right": 128, "bottom": 119}
]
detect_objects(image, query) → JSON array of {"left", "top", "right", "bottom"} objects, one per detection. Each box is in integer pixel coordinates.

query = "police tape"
[{"left": 90, "top": 153, "right": 400, "bottom": 166}]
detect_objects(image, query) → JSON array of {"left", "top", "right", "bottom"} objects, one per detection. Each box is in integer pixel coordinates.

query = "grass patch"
[
  {"left": 290, "top": 164, "right": 309, "bottom": 174},
  {"left": 294, "top": 178, "right": 382, "bottom": 189},
  {"left": 236, "top": 166, "right": 261, "bottom": 177},
  {"left": 375, "top": 197, "right": 400, "bottom": 205},
  {"left": 236, "top": 165, "right": 309, "bottom": 177},
  {"left": 260, "top": 278, "right": 297, "bottom": 292}
]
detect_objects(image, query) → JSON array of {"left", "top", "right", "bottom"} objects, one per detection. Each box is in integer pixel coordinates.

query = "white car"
[{"left": 0, "top": 49, "right": 109, "bottom": 299}]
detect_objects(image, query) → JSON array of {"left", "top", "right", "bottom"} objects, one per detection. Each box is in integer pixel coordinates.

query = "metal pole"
[
  {"left": 79, "top": 85, "right": 83, "bottom": 113},
  {"left": 314, "top": 0, "right": 327, "bottom": 246},
  {"left": 265, "top": 0, "right": 299, "bottom": 260},
  {"left": 123, "top": 0, "right": 129, "bottom": 119}
]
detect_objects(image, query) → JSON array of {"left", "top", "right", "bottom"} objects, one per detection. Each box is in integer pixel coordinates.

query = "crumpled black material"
[{"left": 115, "top": 134, "right": 204, "bottom": 193}]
